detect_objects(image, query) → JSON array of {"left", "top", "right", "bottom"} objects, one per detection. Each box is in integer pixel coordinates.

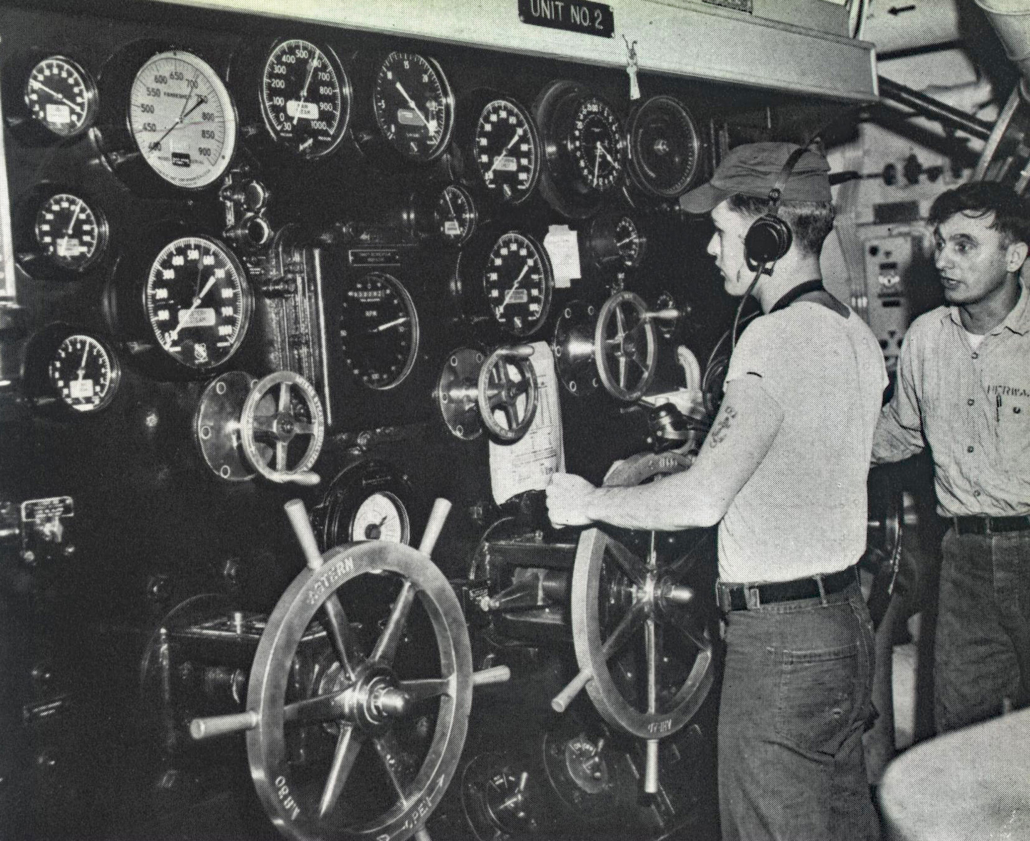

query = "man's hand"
[{"left": 545, "top": 473, "right": 598, "bottom": 527}]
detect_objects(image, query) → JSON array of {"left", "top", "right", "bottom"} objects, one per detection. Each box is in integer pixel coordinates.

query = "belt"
[
  {"left": 716, "top": 565, "right": 858, "bottom": 612},
  {"left": 948, "top": 515, "right": 1030, "bottom": 535}
]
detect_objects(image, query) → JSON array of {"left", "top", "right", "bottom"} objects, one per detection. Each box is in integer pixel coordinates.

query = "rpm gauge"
[
  {"left": 47, "top": 333, "right": 121, "bottom": 413},
  {"left": 23, "top": 55, "right": 97, "bottom": 138},
  {"left": 260, "top": 39, "right": 350, "bottom": 158},
  {"left": 483, "top": 232, "right": 553, "bottom": 337},
  {"left": 128, "top": 50, "right": 237, "bottom": 189},
  {"left": 144, "top": 235, "right": 253, "bottom": 370},
  {"left": 372, "top": 51, "right": 454, "bottom": 162},
  {"left": 34, "top": 192, "right": 107, "bottom": 272},
  {"left": 338, "top": 272, "right": 419, "bottom": 390},
  {"left": 472, "top": 95, "right": 540, "bottom": 205}
]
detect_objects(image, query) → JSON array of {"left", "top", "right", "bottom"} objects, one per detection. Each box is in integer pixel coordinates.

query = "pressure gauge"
[
  {"left": 483, "top": 232, "right": 553, "bottom": 337},
  {"left": 350, "top": 492, "right": 410, "bottom": 543},
  {"left": 128, "top": 50, "right": 238, "bottom": 189},
  {"left": 337, "top": 272, "right": 419, "bottom": 390},
  {"left": 433, "top": 183, "right": 477, "bottom": 246},
  {"left": 260, "top": 38, "right": 350, "bottom": 158},
  {"left": 315, "top": 460, "right": 414, "bottom": 549},
  {"left": 372, "top": 51, "right": 454, "bottom": 162},
  {"left": 143, "top": 235, "right": 253, "bottom": 370},
  {"left": 47, "top": 333, "right": 121, "bottom": 413},
  {"left": 23, "top": 55, "right": 97, "bottom": 138},
  {"left": 471, "top": 95, "right": 540, "bottom": 205},
  {"left": 33, "top": 192, "right": 107, "bottom": 272},
  {"left": 626, "top": 95, "right": 701, "bottom": 198}
]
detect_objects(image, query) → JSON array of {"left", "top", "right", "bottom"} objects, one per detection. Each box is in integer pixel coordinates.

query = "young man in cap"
[
  {"left": 546, "top": 142, "right": 886, "bottom": 840},
  {"left": 873, "top": 181, "right": 1030, "bottom": 734}
]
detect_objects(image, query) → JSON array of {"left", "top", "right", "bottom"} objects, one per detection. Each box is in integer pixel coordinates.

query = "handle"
[
  {"left": 285, "top": 499, "right": 324, "bottom": 570},
  {"left": 499, "top": 344, "right": 535, "bottom": 359},
  {"left": 644, "top": 308, "right": 681, "bottom": 322},
  {"left": 190, "top": 710, "right": 259, "bottom": 741},
  {"left": 472, "top": 665, "right": 511, "bottom": 687},
  {"left": 418, "top": 498, "right": 452, "bottom": 556},
  {"left": 551, "top": 667, "right": 592, "bottom": 713}
]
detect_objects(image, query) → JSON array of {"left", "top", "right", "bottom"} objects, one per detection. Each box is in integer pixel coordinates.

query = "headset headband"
[{"left": 767, "top": 145, "right": 809, "bottom": 211}]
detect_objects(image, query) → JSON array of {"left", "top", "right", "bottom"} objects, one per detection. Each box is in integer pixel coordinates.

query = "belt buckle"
[{"left": 746, "top": 586, "right": 761, "bottom": 609}]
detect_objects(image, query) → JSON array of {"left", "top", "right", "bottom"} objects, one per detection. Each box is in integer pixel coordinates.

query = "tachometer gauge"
[
  {"left": 626, "top": 95, "right": 701, "bottom": 198},
  {"left": 144, "top": 235, "right": 252, "bottom": 370},
  {"left": 23, "top": 55, "right": 97, "bottom": 138},
  {"left": 372, "top": 51, "right": 454, "bottom": 162},
  {"left": 338, "top": 271, "right": 419, "bottom": 390},
  {"left": 570, "top": 95, "right": 626, "bottom": 193},
  {"left": 128, "top": 50, "right": 237, "bottom": 189},
  {"left": 434, "top": 183, "right": 477, "bottom": 246},
  {"left": 47, "top": 333, "right": 121, "bottom": 413},
  {"left": 472, "top": 95, "right": 540, "bottom": 205},
  {"left": 34, "top": 192, "right": 107, "bottom": 272},
  {"left": 260, "top": 38, "right": 350, "bottom": 158},
  {"left": 350, "top": 491, "right": 410, "bottom": 543},
  {"left": 483, "top": 232, "right": 553, "bottom": 337}
]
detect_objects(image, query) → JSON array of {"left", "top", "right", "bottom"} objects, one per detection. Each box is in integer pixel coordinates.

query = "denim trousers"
[
  {"left": 718, "top": 581, "right": 879, "bottom": 841},
  {"left": 935, "top": 527, "right": 1030, "bottom": 733}
]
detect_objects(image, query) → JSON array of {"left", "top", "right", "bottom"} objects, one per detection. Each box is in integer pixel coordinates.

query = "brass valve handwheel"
[{"left": 476, "top": 345, "right": 538, "bottom": 443}]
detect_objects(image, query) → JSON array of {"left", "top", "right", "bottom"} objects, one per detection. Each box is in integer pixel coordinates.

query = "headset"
[{"left": 743, "top": 145, "right": 810, "bottom": 269}]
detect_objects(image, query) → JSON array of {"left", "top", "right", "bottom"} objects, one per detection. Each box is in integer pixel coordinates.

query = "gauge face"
[
  {"left": 24, "top": 56, "right": 97, "bottom": 138},
  {"left": 350, "top": 491, "right": 410, "bottom": 543},
  {"left": 434, "top": 184, "right": 477, "bottom": 245},
  {"left": 260, "top": 39, "right": 350, "bottom": 158},
  {"left": 34, "top": 193, "right": 107, "bottom": 272},
  {"left": 483, "top": 232, "right": 553, "bottom": 337},
  {"left": 372, "top": 52, "right": 454, "bottom": 162},
  {"left": 473, "top": 96, "right": 540, "bottom": 205},
  {"left": 614, "top": 216, "right": 645, "bottom": 268},
  {"left": 338, "top": 272, "right": 419, "bottom": 390},
  {"left": 570, "top": 96, "right": 626, "bottom": 193},
  {"left": 48, "top": 334, "right": 120, "bottom": 412},
  {"left": 128, "top": 50, "right": 238, "bottom": 189},
  {"left": 627, "top": 95, "right": 701, "bottom": 198},
  {"left": 144, "top": 236, "right": 252, "bottom": 370}
]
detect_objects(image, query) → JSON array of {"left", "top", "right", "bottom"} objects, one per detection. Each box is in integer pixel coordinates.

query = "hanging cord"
[{"left": 730, "top": 264, "right": 767, "bottom": 352}]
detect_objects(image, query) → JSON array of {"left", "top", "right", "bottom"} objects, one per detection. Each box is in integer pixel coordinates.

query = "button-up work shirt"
[{"left": 872, "top": 283, "right": 1030, "bottom": 517}]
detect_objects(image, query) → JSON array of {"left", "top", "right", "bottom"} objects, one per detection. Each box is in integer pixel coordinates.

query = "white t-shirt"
[{"left": 718, "top": 301, "right": 887, "bottom": 584}]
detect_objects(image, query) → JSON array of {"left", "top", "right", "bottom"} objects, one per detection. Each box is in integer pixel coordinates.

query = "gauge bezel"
[
  {"left": 469, "top": 94, "right": 542, "bottom": 206},
  {"left": 47, "top": 332, "right": 122, "bottom": 413},
  {"left": 625, "top": 94, "right": 702, "bottom": 199},
  {"left": 22, "top": 54, "right": 98, "bottom": 140},
  {"left": 32, "top": 191, "right": 109, "bottom": 274},
  {"left": 371, "top": 51, "right": 455, "bottom": 164},
  {"left": 481, "top": 230, "right": 554, "bottom": 338}
]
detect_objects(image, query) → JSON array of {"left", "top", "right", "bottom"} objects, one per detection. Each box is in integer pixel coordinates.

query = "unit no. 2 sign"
[{"left": 518, "top": 0, "right": 614, "bottom": 38}]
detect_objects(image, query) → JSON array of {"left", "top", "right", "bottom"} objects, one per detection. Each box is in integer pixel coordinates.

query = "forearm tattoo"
[{"left": 708, "top": 405, "right": 737, "bottom": 448}]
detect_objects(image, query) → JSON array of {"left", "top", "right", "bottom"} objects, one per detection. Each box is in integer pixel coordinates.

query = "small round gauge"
[
  {"left": 483, "top": 232, "right": 553, "bottom": 337},
  {"left": 472, "top": 96, "right": 540, "bottom": 205},
  {"left": 570, "top": 95, "right": 626, "bottom": 193},
  {"left": 128, "top": 50, "right": 238, "bottom": 189},
  {"left": 23, "top": 55, "right": 98, "bottom": 138},
  {"left": 338, "top": 272, "right": 419, "bottom": 390},
  {"left": 626, "top": 95, "right": 701, "bottom": 198},
  {"left": 144, "top": 235, "right": 253, "bottom": 370},
  {"left": 47, "top": 333, "right": 121, "bottom": 412},
  {"left": 372, "top": 51, "right": 454, "bottom": 162},
  {"left": 350, "top": 491, "right": 410, "bottom": 543},
  {"left": 33, "top": 193, "right": 107, "bottom": 272},
  {"left": 614, "top": 215, "right": 645, "bottom": 268},
  {"left": 434, "top": 183, "right": 477, "bottom": 245},
  {"left": 260, "top": 39, "right": 350, "bottom": 158}
]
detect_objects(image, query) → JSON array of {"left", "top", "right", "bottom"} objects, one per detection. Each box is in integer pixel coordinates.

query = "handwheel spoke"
[
  {"left": 251, "top": 413, "right": 277, "bottom": 435},
  {"left": 275, "top": 441, "right": 289, "bottom": 471},
  {"left": 397, "top": 675, "right": 454, "bottom": 703},
  {"left": 615, "top": 305, "right": 627, "bottom": 338},
  {"left": 618, "top": 353, "right": 628, "bottom": 389},
  {"left": 322, "top": 594, "right": 360, "bottom": 681},
  {"left": 666, "top": 612, "right": 710, "bottom": 653},
  {"left": 600, "top": 600, "right": 647, "bottom": 660},
  {"left": 370, "top": 580, "right": 415, "bottom": 665},
  {"left": 318, "top": 724, "right": 364, "bottom": 819},
  {"left": 646, "top": 617, "right": 658, "bottom": 715},
  {"left": 293, "top": 421, "right": 316, "bottom": 435},
  {"left": 603, "top": 537, "right": 649, "bottom": 586},
  {"left": 278, "top": 381, "right": 292, "bottom": 414},
  {"left": 284, "top": 691, "right": 345, "bottom": 724},
  {"left": 630, "top": 351, "right": 649, "bottom": 376},
  {"left": 665, "top": 537, "right": 709, "bottom": 580},
  {"left": 500, "top": 401, "right": 518, "bottom": 430},
  {"left": 373, "top": 731, "right": 416, "bottom": 805}
]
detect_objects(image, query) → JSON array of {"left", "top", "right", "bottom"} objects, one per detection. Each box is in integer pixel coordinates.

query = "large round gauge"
[
  {"left": 483, "top": 232, "right": 553, "bottom": 337},
  {"left": 570, "top": 95, "right": 626, "bottom": 193},
  {"left": 47, "top": 333, "right": 121, "bottom": 413},
  {"left": 472, "top": 95, "right": 540, "bottom": 205},
  {"left": 585, "top": 211, "right": 646, "bottom": 271},
  {"left": 350, "top": 492, "right": 410, "bottom": 543},
  {"left": 143, "top": 235, "right": 253, "bottom": 370},
  {"left": 434, "top": 183, "right": 477, "bottom": 246},
  {"left": 33, "top": 192, "right": 107, "bottom": 272},
  {"left": 128, "top": 50, "right": 238, "bottom": 189},
  {"left": 338, "top": 272, "right": 419, "bottom": 390},
  {"left": 260, "top": 38, "right": 350, "bottom": 158},
  {"left": 626, "top": 95, "right": 701, "bottom": 198},
  {"left": 23, "top": 55, "right": 97, "bottom": 138},
  {"left": 372, "top": 51, "right": 454, "bottom": 162},
  {"left": 315, "top": 460, "right": 414, "bottom": 549}
]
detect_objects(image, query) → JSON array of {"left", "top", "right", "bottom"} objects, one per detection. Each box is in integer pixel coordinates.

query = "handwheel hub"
[{"left": 273, "top": 412, "right": 297, "bottom": 442}]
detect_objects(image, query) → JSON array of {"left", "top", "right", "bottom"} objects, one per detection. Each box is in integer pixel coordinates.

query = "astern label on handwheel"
[
  {"left": 307, "top": 555, "right": 355, "bottom": 605},
  {"left": 275, "top": 776, "right": 302, "bottom": 821},
  {"left": 518, "top": 0, "right": 614, "bottom": 38}
]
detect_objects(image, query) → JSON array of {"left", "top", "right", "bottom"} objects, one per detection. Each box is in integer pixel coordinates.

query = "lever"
[{"left": 643, "top": 308, "right": 680, "bottom": 322}]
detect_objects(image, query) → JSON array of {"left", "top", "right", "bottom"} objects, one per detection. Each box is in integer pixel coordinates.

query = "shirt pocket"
[{"left": 996, "top": 392, "right": 1030, "bottom": 473}]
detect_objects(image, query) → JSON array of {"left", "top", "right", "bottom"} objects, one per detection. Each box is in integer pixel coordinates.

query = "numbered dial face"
[
  {"left": 570, "top": 96, "right": 626, "bottom": 193},
  {"left": 350, "top": 492, "right": 410, "bottom": 543},
  {"left": 260, "top": 39, "right": 350, "bottom": 158},
  {"left": 434, "top": 184, "right": 477, "bottom": 245},
  {"left": 48, "top": 334, "right": 120, "bottom": 412},
  {"left": 129, "top": 50, "right": 238, "bottom": 189},
  {"left": 144, "top": 236, "right": 253, "bottom": 370},
  {"left": 24, "top": 56, "right": 97, "bottom": 137},
  {"left": 372, "top": 52, "right": 454, "bottom": 162},
  {"left": 473, "top": 97, "right": 540, "bottom": 204},
  {"left": 483, "top": 232, "right": 553, "bottom": 337},
  {"left": 338, "top": 272, "right": 419, "bottom": 390},
  {"left": 626, "top": 95, "right": 701, "bottom": 198},
  {"left": 614, "top": 216, "right": 645, "bottom": 268},
  {"left": 34, "top": 193, "right": 107, "bottom": 272}
]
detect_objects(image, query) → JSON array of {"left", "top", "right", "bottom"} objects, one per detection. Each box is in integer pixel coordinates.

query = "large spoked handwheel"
[
  {"left": 594, "top": 291, "right": 658, "bottom": 402},
  {"left": 240, "top": 371, "right": 325, "bottom": 485},
  {"left": 862, "top": 466, "right": 904, "bottom": 629},
  {"left": 476, "top": 346, "right": 538, "bottom": 443}
]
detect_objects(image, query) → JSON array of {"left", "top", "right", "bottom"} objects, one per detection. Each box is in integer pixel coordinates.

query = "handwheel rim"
[
  {"left": 240, "top": 371, "right": 325, "bottom": 483},
  {"left": 476, "top": 349, "right": 538, "bottom": 442},
  {"left": 594, "top": 292, "right": 657, "bottom": 402}
]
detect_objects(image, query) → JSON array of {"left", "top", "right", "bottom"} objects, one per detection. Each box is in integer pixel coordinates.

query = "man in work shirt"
[
  {"left": 873, "top": 180, "right": 1030, "bottom": 733},
  {"left": 547, "top": 142, "right": 886, "bottom": 841}
]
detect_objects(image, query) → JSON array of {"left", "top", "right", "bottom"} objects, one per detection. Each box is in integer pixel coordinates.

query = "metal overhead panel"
[{"left": 135, "top": 0, "right": 878, "bottom": 102}]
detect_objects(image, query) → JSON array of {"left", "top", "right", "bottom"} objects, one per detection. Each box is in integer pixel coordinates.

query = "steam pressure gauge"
[
  {"left": 372, "top": 51, "right": 454, "bottom": 163},
  {"left": 23, "top": 55, "right": 98, "bottom": 138},
  {"left": 48, "top": 333, "right": 121, "bottom": 413}
]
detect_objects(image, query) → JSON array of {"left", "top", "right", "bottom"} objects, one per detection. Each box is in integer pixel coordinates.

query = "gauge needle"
[
  {"left": 294, "top": 59, "right": 317, "bottom": 125},
  {"left": 76, "top": 343, "right": 89, "bottom": 380},
  {"left": 498, "top": 264, "right": 530, "bottom": 312},
  {"left": 64, "top": 198, "right": 82, "bottom": 235},
  {"left": 28, "top": 80, "right": 85, "bottom": 114},
  {"left": 616, "top": 235, "right": 637, "bottom": 248},
  {"left": 148, "top": 95, "right": 208, "bottom": 151},
  {"left": 486, "top": 128, "right": 522, "bottom": 176},
  {"left": 597, "top": 142, "right": 619, "bottom": 168},
  {"left": 593, "top": 142, "right": 602, "bottom": 186},
  {"left": 371, "top": 316, "right": 409, "bottom": 333},
  {"left": 393, "top": 81, "right": 437, "bottom": 134},
  {"left": 443, "top": 190, "right": 457, "bottom": 219},
  {"left": 169, "top": 262, "right": 218, "bottom": 341}
]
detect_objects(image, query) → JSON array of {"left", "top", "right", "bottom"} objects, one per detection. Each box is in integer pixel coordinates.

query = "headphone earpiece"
[{"left": 743, "top": 146, "right": 809, "bottom": 269}]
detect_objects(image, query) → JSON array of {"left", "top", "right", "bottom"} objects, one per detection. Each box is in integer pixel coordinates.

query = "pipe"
[
  {"left": 973, "top": 0, "right": 1030, "bottom": 101},
  {"left": 878, "top": 76, "right": 994, "bottom": 140}
]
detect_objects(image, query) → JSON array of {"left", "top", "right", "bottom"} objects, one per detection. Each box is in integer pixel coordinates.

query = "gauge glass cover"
[
  {"left": 473, "top": 97, "right": 540, "bottom": 204},
  {"left": 129, "top": 50, "right": 238, "bottom": 189},
  {"left": 24, "top": 56, "right": 97, "bottom": 137},
  {"left": 34, "top": 193, "right": 106, "bottom": 272},
  {"left": 483, "top": 232, "right": 553, "bottom": 337},
  {"left": 571, "top": 96, "right": 626, "bottom": 193},
  {"left": 434, "top": 184, "right": 477, "bottom": 245},
  {"left": 260, "top": 39, "right": 350, "bottom": 158},
  {"left": 372, "top": 52, "right": 453, "bottom": 162},
  {"left": 338, "top": 272, "right": 419, "bottom": 390},
  {"left": 350, "top": 491, "right": 410, "bottom": 543},
  {"left": 144, "top": 235, "right": 252, "bottom": 370},
  {"left": 48, "top": 334, "right": 120, "bottom": 412}
]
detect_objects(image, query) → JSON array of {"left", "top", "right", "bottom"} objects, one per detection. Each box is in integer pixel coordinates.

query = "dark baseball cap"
[{"left": 679, "top": 142, "right": 831, "bottom": 213}]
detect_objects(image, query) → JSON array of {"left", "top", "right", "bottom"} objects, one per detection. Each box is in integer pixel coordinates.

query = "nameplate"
[{"left": 518, "top": 0, "right": 614, "bottom": 38}]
